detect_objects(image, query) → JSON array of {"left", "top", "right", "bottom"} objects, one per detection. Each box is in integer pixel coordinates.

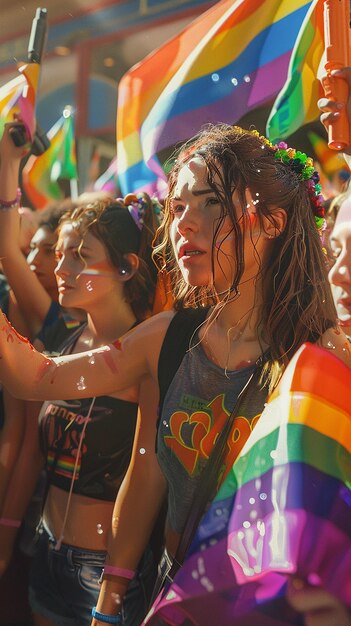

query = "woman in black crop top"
[
  {"left": 0, "top": 116, "right": 351, "bottom": 625},
  {"left": 0, "top": 189, "right": 164, "bottom": 626}
]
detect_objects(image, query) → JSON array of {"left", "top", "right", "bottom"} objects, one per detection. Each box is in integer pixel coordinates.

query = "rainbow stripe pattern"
[
  {"left": 22, "top": 108, "right": 78, "bottom": 210},
  {"left": 0, "top": 62, "right": 40, "bottom": 141},
  {"left": 267, "top": 0, "right": 324, "bottom": 142},
  {"left": 117, "top": 0, "right": 312, "bottom": 196},
  {"left": 47, "top": 451, "right": 81, "bottom": 480},
  {"left": 145, "top": 343, "right": 351, "bottom": 625}
]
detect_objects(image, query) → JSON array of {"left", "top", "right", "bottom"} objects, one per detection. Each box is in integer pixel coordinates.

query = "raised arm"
[
  {"left": 92, "top": 375, "right": 167, "bottom": 625},
  {"left": 0, "top": 309, "right": 173, "bottom": 401},
  {"left": 0, "top": 123, "right": 52, "bottom": 337}
]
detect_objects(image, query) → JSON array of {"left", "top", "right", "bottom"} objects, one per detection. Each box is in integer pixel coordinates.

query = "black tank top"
[{"left": 38, "top": 326, "right": 138, "bottom": 501}]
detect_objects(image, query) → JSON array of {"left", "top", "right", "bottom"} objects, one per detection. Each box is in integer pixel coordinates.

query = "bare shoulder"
[
  {"left": 120, "top": 310, "right": 176, "bottom": 380},
  {"left": 318, "top": 327, "right": 351, "bottom": 368}
]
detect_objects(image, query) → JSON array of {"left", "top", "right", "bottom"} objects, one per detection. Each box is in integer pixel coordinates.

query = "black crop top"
[{"left": 38, "top": 326, "right": 138, "bottom": 502}]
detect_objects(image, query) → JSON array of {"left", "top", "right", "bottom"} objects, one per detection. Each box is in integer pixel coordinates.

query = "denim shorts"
[{"left": 29, "top": 527, "right": 157, "bottom": 626}]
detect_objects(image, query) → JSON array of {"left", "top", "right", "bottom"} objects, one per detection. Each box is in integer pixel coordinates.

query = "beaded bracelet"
[
  {"left": 0, "top": 518, "right": 21, "bottom": 528},
  {"left": 91, "top": 607, "right": 121, "bottom": 624},
  {"left": 0, "top": 189, "right": 22, "bottom": 211}
]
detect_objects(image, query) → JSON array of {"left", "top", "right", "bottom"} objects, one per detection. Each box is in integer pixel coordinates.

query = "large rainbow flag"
[
  {"left": 266, "top": 0, "right": 324, "bottom": 142},
  {"left": 0, "top": 62, "right": 40, "bottom": 142},
  {"left": 145, "top": 343, "right": 351, "bottom": 625},
  {"left": 117, "top": 0, "right": 313, "bottom": 196},
  {"left": 22, "top": 108, "right": 78, "bottom": 210}
]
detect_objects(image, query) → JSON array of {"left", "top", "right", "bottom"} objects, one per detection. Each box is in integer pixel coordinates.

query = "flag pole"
[{"left": 70, "top": 178, "right": 79, "bottom": 200}]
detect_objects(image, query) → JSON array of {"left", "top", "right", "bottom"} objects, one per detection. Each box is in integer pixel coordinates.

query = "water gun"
[
  {"left": 322, "top": 0, "right": 351, "bottom": 149},
  {"left": 10, "top": 7, "right": 49, "bottom": 154}
]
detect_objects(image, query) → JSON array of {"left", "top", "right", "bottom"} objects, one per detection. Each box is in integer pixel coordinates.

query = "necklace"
[{"left": 201, "top": 309, "right": 256, "bottom": 372}]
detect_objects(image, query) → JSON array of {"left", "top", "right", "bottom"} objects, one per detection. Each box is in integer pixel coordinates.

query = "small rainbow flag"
[
  {"left": 117, "top": 0, "right": 313, "bottom": 196},
  {"left": 22, "top": 107, "right": 78, "bottom": 210},
  {"left": 0, "top": 62, "right": 40, "bottom": 141},
  {"left": 146, "top": 343, "right": 351, "bottom": 625},
  {"left": 267, "top": 0, "right": 324, "bottom": 142}
]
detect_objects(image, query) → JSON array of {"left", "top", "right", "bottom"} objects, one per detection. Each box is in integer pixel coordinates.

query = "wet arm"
[
  {"left": 92, "top": 376, "right": 167, "bottom": 624},
  {"left": 0, "top": 124, "right": 52, "bottom": 336},
  {"left": 0, "top": 309, "right": 172, "bottom": 401}
]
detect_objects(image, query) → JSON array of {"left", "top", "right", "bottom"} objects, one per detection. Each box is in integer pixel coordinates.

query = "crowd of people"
[{"left": 0, "top": 59, "right": 350, "bottom": 626}]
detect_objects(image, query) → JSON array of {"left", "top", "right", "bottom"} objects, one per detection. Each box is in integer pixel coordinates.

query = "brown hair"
[
  {"left": 59, "top": 194, "right": 162, "bottom": 321},
  {"left": 154, "top": 124, "right": 337, "bottom": 390}
]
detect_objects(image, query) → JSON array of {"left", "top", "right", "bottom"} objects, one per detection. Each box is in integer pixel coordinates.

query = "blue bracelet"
[{"left": 91, "top": 607, "right": 121, "bottom": 624}]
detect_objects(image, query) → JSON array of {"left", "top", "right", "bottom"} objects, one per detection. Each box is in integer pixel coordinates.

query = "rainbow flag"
[
  {"left": 93, "top": 155, "right": 118, "bottom": 195},
  {"left": 266, "top": 0, "right": 324, "bottom": 142},
  {"left": 117, "top": 0, "right": 313, "bottom": 196},
  {"left": 22, "top": 108, "right": 78, "bottom": 210},
  {"left": 146, "top": 343, "right": 351, "bottom": 625},
  {"left": 0, "top": 62, "right": 40, "bottom": 141},
  {"left": 308, "top": 130, "right": 348, "bottom": 176}
]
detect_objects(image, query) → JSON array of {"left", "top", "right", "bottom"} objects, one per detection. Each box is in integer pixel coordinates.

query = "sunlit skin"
[
  {"left": 26, "top": 226, "right": 59, "bottom": 300},
  {"left": 328, "top": 196, "right": 351, "bottom": 338},
  {"left": 55, "top": 224, "right": 124, "bottom": 315},
  {"left": 169, "top": 156, "right": 270, "bottom": 295},
  {"left": 169, "top": 157, "right": 281, "bottom": 369}
]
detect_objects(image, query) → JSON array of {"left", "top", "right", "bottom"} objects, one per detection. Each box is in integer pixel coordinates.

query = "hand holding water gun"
[{"left": 319, "top": 0, "right": 351, "bottom": 151}]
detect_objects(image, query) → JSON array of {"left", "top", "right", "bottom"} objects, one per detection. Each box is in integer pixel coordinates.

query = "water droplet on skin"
[
  {"left": 327, "top": 341, "right": 336, "bottom": 350},
  {"left": 96, "top": 524, "right": 104, "bottom": 535},
  {"left": 77, "top": 376, "right": 87, "bottom": 390},
  {"left": 86, "top": 281, "right": 93, "bottom": 292},
  {"left": 111, "top": 592, "right": 121, "bottom": 605},
  {"left": 139, "top": 447, "right": 146, "bottom": 455},
  {"left": 89, "top": 356, "right": 95, "bottom": 365}
]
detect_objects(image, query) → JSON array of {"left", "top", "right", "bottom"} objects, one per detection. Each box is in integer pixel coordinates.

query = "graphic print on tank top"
[
  {"left": 163, "top": 392, "right": 262, "bottom": 480},
  {"left": 39, "top": 396, "right": 138, "bottom": 501}
]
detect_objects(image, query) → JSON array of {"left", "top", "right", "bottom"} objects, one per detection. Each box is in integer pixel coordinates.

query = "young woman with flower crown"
[{"left": 0, "top": 122, "right": 350, "bottom": 626}]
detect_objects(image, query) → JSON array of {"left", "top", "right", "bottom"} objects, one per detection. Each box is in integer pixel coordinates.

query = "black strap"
[
  {"left": 157, "top": 307, "right": 209, "bottom": 417},
  {"left": 168, "top": 361, "right": 264, "bottom": 579}
]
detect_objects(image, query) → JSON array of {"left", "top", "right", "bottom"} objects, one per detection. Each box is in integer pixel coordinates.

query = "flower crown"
[
  {"left": 249, "top": 130, "right": 326, "bottom": 230},
  {"left": 118, "top": 193, "right": 162, "bottom": 230}
]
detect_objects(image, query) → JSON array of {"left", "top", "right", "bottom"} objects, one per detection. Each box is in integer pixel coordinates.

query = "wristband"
[
  {"left": 0, "top": 518, "right": 21, "bottom": 528},
  {"left": 91, "top": 607, "right": 121, "bottom": 624},
  {"left": 0, "top": 189, "right": 22, "bottom": 211},
  {"left": 103, "top": 565, "right": 135, "bottom": 580}
]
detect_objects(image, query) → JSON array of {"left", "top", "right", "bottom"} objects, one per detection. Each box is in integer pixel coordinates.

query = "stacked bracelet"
[
  {"left": 0, "top": 518, "right": 21, "bottom": 528},
  {"left": 91, "top": 607, "right": 121, "bottom": 624},
  {"left": 0, "top": 189, "right": 22, "bottom": 211}
]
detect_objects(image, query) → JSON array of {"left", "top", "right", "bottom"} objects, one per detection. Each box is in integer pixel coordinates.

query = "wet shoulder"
[{"left": 318, "top": 327, "right": 351, "bottom": 368}]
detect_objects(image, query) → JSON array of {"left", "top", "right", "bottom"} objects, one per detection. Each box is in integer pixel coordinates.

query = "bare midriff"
[{"left": 44, "top": 485, "right": 114, "bottom": 551}]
